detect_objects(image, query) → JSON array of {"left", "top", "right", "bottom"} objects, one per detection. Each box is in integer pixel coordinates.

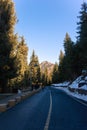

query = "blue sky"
[{"left": 13, "top": 0, "right": 84, "bottom": 63}]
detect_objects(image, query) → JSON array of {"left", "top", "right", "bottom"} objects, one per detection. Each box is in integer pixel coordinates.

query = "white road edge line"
[{"left": 44, "top": 92, "right": 52, "bottom": 130}]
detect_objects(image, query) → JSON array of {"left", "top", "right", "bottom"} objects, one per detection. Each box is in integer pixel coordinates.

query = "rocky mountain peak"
[{"left": 40, "top": 61, "right": 54, "bottom": 74}]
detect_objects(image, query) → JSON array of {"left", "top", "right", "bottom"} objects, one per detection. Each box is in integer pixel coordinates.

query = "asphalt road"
[
  {"left": 49, "top": 87, "right": 87, "bottom": 130},
  {"left": 0, "top": 87, "right": 87, "bottom": 130}
]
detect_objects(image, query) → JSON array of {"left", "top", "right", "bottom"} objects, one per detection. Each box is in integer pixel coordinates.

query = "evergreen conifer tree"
[
  {"left": 11, "top": 36, "right": 28, "bottom": 89},
  {"left": 76, "top": 2, "right": 87, "bottom": 71},
  {"left": 0, "top": 0, "right": 18, "bottom": 92},
  {"left": 29, "top": 50, "right": 41, "bottom": 89},
  {"left": 58, "top": 33, "right": 74, "bottom": 82},
  {"left": 58, "top": 50, "right": 66, "bottom": 82},
  {"left": 63, "top": 33, "right": 74, "bottom": 80},
  {"left": 52, "top": 62, "right": 58, "bottom": 83}
]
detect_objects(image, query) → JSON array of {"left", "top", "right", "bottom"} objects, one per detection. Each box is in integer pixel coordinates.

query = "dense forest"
[
  {"left": 0, "top": 0, "right": 87, "bottom": 92},
  {"left": 52, "top": 2, "right": 87, "bottom": 83},
  {"left": 0, "top": 0, "right": 41, "bottom": 92}
]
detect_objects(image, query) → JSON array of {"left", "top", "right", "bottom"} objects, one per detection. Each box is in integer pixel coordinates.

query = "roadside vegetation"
[
  {"left": 0, "top": 1, "right": 87, "bottom": 93},
  {"left": 0, "top": 0, "right": 46, "bottom": 93},
  {"left": 52, "top": 2, "right": 87, "bottom": 83}
]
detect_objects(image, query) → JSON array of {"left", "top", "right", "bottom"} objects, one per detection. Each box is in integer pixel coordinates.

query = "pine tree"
[
  {"left": 12, "top": 36, "right": 28, "bottom": 89},
  {"left": 52, "top": 62, "right": 58, "bottom": 83},
  {"left": 76, "top": 2, "right": 87, "bottom": 71},
  {"left": 59, "top": 50, "right": 64, "bottom": 64},
  {"left": 58, "top": 33, "right": 74, "bottom": 82},
  {"left": 0, "top": 0, "right": 16, "bottom": 34},
  {"left": 29, "top": 50, "right": 41, "bottom": 89},
  {"left": 58, "top": 54, "right": 66, "bottom": 82},
  {"left": 0, "top": 0, "right": 18, "bottom": 92},
  {"left": 63, "top": 33, "right": 74, "bottom": 80},
  {"left": 64, "top": 33, "right": 74, "bottom": 56},
  {"left": 57, "top": 50, "right": 65, "bottom": 82}
]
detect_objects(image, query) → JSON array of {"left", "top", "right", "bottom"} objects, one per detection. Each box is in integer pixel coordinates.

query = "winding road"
[{"left": 0, "top": 87, "right": 87, "bottom": 130}]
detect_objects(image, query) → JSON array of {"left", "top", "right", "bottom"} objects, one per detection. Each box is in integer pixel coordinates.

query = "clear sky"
[{"left": 13, "top": 0, "right": 85, "bottom": 64}]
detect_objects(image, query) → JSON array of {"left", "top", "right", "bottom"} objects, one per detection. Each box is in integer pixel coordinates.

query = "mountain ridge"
[{"left": 40, "top": 61, "right": 54, "bottom": 74}]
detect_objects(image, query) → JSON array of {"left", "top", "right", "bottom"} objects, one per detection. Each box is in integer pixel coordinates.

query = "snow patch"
[
  {"left": 79, "top": 85, "right": 87, "bottom": 90},
  {"left": 52, "top": 74, "right": 87, "bottom": 102},
  {"left": 69, "top": 76, "right": 82, "bottom": 88},
  {"left": 52, "top": 81, "right": 70, "bottom": 87}
]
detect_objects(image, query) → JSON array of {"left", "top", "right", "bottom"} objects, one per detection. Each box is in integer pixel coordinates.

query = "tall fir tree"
[
  {"left": 58, "top": 50, "right": 66, "bottom": 82},
  {"left": 59, "top": 50, "right": 64, "bottom": 64},
  {"left": 64, "top": 33, "right": 73, "bottom": 56},
  {"left": 10, "top": 36, "right": 28, "bottom": 89},
  {"left": 63, "top": 33, "right": 74, "bottom": 80},
  {"left": 0, "top": 0, "right": 18, "bottom": 92},
  {"left": 29, "top": 50, "right": 41, "bottom": 88},
  {"left": 76, "top": 2, "right": 87, "bottom": 71},
  {"left": 58, "top": 33, "right": 74, "bottom": 82},
  {"left": 52, "top": 62, "right": 58, "bottom": 83}
]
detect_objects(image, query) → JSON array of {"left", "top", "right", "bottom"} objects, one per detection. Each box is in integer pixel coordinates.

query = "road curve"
[
  {"left": 49, "top": 87, "right": 87, "bottom": 130},
  {"left": 0, "top": 87, "right": 87, "bottom": 130},
  {"left": 0, "top": 88, "right": 50, "bottom": 130}
]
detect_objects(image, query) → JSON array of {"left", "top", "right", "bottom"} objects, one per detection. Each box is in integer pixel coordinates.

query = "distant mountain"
[{"left": 40, "top": 61, "right": 54, "bottom": 74}]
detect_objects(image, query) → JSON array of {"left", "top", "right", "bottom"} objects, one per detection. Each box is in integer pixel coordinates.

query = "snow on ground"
[
  {"left": 69, "top": 75, "right": 87, "bottom": 90},
  {"left": 69, "top": 76, "right": 83, "bottom": 89},
  {"left": 52, "top": 81, "right": 70, "bottom": 87},
  {"left": 79, "top": 85, "right": 87, "bottom": 90},
  {"left": 52, "top": 77, "right": 87, "bottom": 102},
  {"left": 52, "top": 74, "right": 87, "bottom": 102}
]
